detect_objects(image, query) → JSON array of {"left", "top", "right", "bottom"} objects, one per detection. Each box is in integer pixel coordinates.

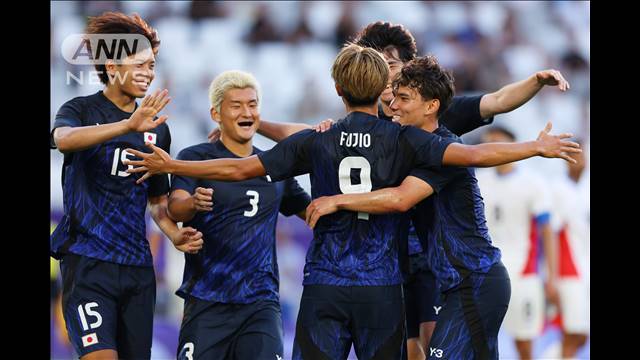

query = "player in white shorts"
[
  {"left": 550, "top": 141, "right": 589, "bottom": 358},
  {"left": 477, "top": 126, "right": 558, "bottom": 359}
]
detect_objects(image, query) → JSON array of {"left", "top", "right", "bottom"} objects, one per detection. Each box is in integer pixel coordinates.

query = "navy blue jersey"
[
  {"left": 378, "top": 95, "right": 493, "bottom": 136},
  {"left": 382, "top": 95, "right": 493, "bottom": 266},
  {"left": 258, "top": 111, "right": 454, "bottom": 286},
  {"left": 50, "top": 91, "right": 171, "bottom": 267},
  {"left": 172, "top": 141, "right": 310, "bottom": 304},
  {"left": 411, "top": 126, "right": 501, "bottom": 292}
]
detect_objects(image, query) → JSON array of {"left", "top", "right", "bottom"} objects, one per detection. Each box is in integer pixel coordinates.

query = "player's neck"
[
  {"left": 103, "top": 86, "right": 136, "bottom": 113},
  {"left": 220, "top": 134, "right": 253, "bottom": 158},
  {"left": 419, "top": 116, "right": 439, "bottom": 133},
  {"left": 345, "top": 103, "right": 379, "bottom": 117}
]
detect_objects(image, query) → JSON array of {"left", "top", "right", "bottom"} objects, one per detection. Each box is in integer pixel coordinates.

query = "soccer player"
[
  {"left": 217, "top": 23, "right": 570, "bottom": 358},
  {"left": 50, "top": 12, "right": 203, "bottom": 360},
  {"left": 125, "top": 44, "right": 579, "bottom": 360},
  {"left": 302, "top": 55, "right": 580, "bottom": 360},
  {"left": 550, "top": 143, "right": 590, "bottom": 359},
  {"left": 352, "top": 21, "right": 570, "bottom": 359},
  {"left": 169, "top": 70, "right": 310, "bottom": 360},
  {"left": 476, "top": 126, "right": 557, "bottom": 359}
]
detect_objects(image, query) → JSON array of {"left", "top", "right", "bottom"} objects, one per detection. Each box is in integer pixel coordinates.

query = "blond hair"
[
  {"left": 331, "top": 43, "right": 389, "bottom": 106},
  {"left": 209, "top": 70, "right": 261, "bottom": 113}
]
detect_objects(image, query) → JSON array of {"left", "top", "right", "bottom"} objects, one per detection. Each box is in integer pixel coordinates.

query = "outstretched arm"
[
  {"left": 258, "top": 120, "right": 312, "bottom": 142},
  {"left": 479, "top": 69, "right": 569, "bottom": 119},
  {"left": 208, "top": 119, "right": 335, "bottom": 143},
  {"left": 124, "top": 143, "right": 266, "bottom": 183},
  {"left": 442, "top": 122, "right": 581, "bottom": 167},
  {"left": 53, "top": 89, "right": 171, "bottom": 153},
  {"left": 305, "top": 176, "right": 433, "bottom": 228}
]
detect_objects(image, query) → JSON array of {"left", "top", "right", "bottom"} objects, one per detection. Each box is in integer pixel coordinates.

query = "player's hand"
[
  {"left": 535, "top": 69, "right": 570, "bottom": 91},
  {"left": 544, "top": 279, "right": 560, "bottom": 307},
  {"left": 305, "top": 196, "right": 339, "bottom": 229},
  {"left": 124, "top": 89, "right": 171, "bottom": 132},
  {"left": 536, "top": 122, "right": 581, "bottom": 163},
  {"left": 208, "top": 127, "right": 221, "bottom": 143},
  {"left": 193, "top": 187, "right": 214, "bottom": 212},
  {"left": 171, "top": 226, "right": 204, "bottom": 254},
  {"left": 123, "top": 142, "right": 173, "bottom": 184},
  {"left": 312, "top": 118, "right": 335, "bottom": 133}
]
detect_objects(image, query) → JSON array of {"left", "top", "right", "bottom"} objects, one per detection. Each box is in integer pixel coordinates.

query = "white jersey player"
[
  {"left": 477, "top": 126, "right": 557, "bottom": 359},
  {"left": 550, "top": 143, "right": 589, "bottom": 359}
]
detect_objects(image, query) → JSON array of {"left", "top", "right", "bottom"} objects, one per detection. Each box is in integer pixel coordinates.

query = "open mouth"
[{"left": 237, "top": 120, "right": 254, "bottom": 129}]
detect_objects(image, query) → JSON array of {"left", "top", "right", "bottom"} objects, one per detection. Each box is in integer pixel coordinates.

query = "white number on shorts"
[
  {"left": 110, "top": 148, "right": 134, "bottom": 177},
  {"left": 338, "top": 156, "right": 372, "bottom": 220},
  {"left": 244, "top": 190, "right": 260, "bottom": 217},
  {"left": 77, "top": 302, "right": 103, "bottom": 331},
  {"left": 182, "top": 342, "right": 195, "bottom": 360}
]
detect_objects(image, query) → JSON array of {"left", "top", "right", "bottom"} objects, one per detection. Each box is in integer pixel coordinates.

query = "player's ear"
[
  {"left": 425, "top": 98, "right": 440, "bottom": 117},
  {"left": 335, "top": 84, "right": 343, "bottom": 97},
  {"left": 210, "top": 107, "right": 222, "bottom": 125},
  {"left": 105, "top": 59, "right": 117, "bottom": 81}
]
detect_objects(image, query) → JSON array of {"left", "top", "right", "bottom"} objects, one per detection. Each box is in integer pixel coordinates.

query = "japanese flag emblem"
[{"left": 144, "top": 132, "right": 157, "bottom": 144}]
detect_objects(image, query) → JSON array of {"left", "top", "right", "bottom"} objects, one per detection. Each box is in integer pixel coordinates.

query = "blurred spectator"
[
  {"left": 287, "top": 4, "right": 314, "bottom": 45},
  {"left": 334, "top": 2, "right": 358, "bottom": 48},
  {"left": 246, "top": 4, "right": 282, "bottom": 44},
  {"left": 189, "top": 0, "right": 228, "bottom": 20},
  {"left": 77, "top": 1, "right": 123, "bottom": 16}
]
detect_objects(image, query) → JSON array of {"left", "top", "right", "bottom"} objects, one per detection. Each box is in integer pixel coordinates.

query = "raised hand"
[
  {"left": 125, "top": 89, "right": 172, "bottom": 132},
  {"left": 536, "top": 122, "right": 581, "bottom": 163}
]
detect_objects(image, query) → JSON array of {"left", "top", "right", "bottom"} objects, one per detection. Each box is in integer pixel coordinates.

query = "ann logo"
[{"left": 62, "top": 34, "right": 151, "bottom": 65}]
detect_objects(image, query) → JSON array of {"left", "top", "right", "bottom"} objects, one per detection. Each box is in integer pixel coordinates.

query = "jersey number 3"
[
  {"left": 244, "top": 190, "right": 259, "bottom": 217},
  {"left": 339, "top": 156, "right": 372, "bottom": 220}
]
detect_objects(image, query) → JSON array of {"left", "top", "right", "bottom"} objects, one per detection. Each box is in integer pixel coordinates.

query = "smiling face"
[
  {"left": 212, "top": 87, "right": 260, "bottom": 144},
  {"left": 105, "top": 46, "right": 156, "bottom": 98},
  {"left": 389, "top": 85, "right": 438, "bottom": 129}
]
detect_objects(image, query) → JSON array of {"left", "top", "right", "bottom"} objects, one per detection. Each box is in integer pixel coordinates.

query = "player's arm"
[
  {"left": 148, "top": 195, "right": 204, "bottom": 254},
  {"left": 442, "top": 122, "right": 581, "bottom": 167},
  {"left": 258, "top": 120, "right": 312, "bottom": 142},
  {"left": 305, "top": 176, "right": 434, "bottom": 228},
  {"left": 479, "top": 69, "right": 569, "bottom": 119},
  {"left": 168, "top": 187, "right": 214, "bottom": 223},
  {"left": 124, "top": 143, "right": 266, "bottom": 183},
  {"left": 539, "top": 218, "right": 559, "bottom": 305},
  {"left": 53, "top": 89, "right": 171, "bottom": 153},
  {"left": 209, "top": 119, "right": 335, "bottom": 143}
]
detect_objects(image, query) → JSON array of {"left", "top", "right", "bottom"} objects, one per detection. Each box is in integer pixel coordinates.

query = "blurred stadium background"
[{"left": 50, "top": 1, "right": 589, "bottom": 359}]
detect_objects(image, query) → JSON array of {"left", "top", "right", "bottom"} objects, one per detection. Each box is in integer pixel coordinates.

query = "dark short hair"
[
  {"left": 354, "top": 21, "right": 417, "bottom": 63},
  {"left": 393, "top": 55, "right": 454, "bottom": 116},
  {"left": 86, "top": 12, "right": 160, "bottom": 84}
]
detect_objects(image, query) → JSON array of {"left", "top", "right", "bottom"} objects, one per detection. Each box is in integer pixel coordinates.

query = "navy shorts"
[
  {"left": 404, "top": 267, "right": 443, "bottom": 339},
  {"left": 427, "top": 262, "right": 511, "bottom": 360},
  {"left": 177, "top": 297, "right": 284, "bottom": 360},
  {"left": 59, "top": 253, "right": 156, "bottom": 358},
  {"left": 293, "top": 284, "right": 405, "bottom": 360}
]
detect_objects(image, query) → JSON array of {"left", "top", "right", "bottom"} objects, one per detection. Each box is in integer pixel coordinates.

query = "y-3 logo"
[
  {"left": 433, "top": 306, "right": 442, "bottom": 315},
  {"left": 430, "top": 347, "right": 443, "bottom": 358}
]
